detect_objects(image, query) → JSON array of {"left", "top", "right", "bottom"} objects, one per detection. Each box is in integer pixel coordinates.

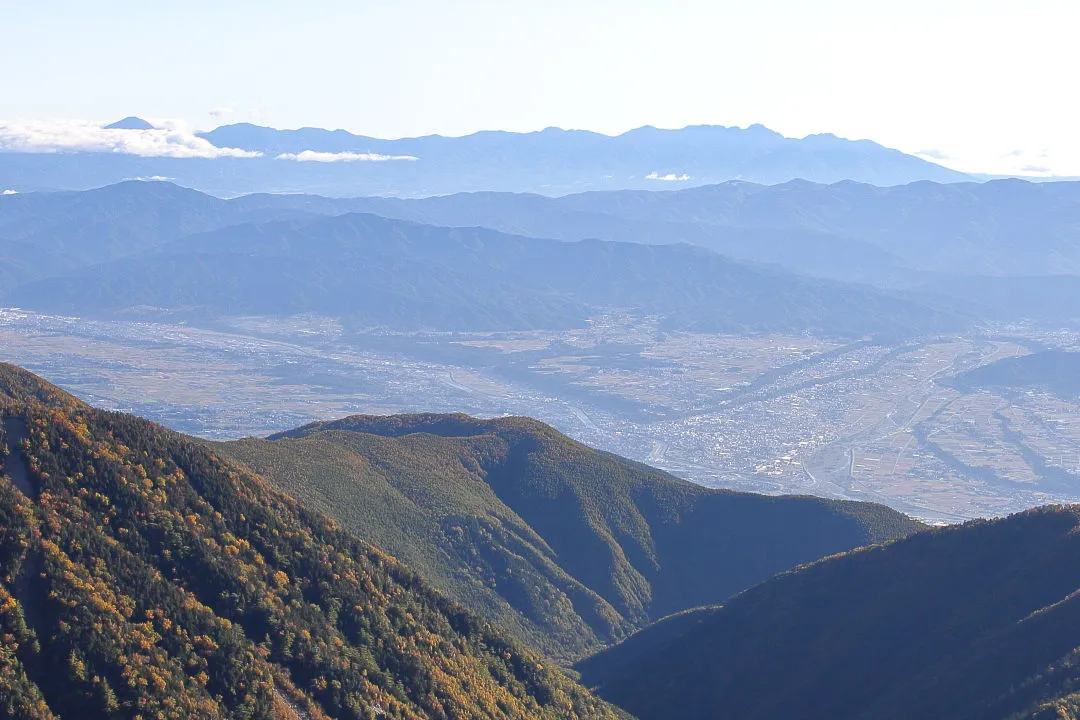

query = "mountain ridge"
[
  {"left": 104, "top": 116, "right": 156, "bottom": 130},
  {"left": 3, "top": 198, "right": 966, "bottom": 337},
  {"left": 229, "top": 176, "right": 1080, "bottom": 324},
  {"left": 217, "top": 411, "right": 923, "bottom": 661},
  {"left": 577, "top": 504, "right": 1080, "bottom": 720},
  {"left": 0, "top": 122, "right": 968, "bottom": 196},
  {"left": 0, "top": 362, "right": 628, "bottom": 719}
]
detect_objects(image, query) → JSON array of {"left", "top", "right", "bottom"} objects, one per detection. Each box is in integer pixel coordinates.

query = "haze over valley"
[
  {"left": 6, "top": 306, "right": 1080, "bottom": 525},
  {"left": 4, "top": 177, "right": 1080, "bottom": 523}
]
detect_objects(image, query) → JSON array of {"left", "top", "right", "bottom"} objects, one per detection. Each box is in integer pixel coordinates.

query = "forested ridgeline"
[
  {"left": 0, "top": 364, "right": 627, "bottom": 720},
  {"left": 219, "top": 412, "right": 923, "bottom": 661},
  {"left": 577, "top": 505, "right": 1080, "bottom": 720}
]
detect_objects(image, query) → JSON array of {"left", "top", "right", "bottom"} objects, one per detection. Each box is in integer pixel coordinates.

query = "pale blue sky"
[{"left": 2, "top": 0, "right": 1078, "bottom": 174}]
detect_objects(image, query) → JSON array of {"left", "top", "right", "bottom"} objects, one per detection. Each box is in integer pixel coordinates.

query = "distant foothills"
[
  {"left": 5, "top": 177, "right": 1080, "bottom": 335},
  {"left": 0, "top": 117, "right": 969, "bottom": 196}
]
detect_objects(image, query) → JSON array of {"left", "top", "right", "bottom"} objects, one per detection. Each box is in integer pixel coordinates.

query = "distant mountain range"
[
  {"left": 7, "top": 177, "right": 1080, "bottom": 331},
  {"left": 228, "top": 177, "right": 1080, "bottom": 325},
  {"left": 216, "top": 413, "right": 920, "bottom": 661},
  {"left": 0, "top": 181, "right": 968, "bottom": 338},
  {"left": 577, "top": 505, "right": 1080, "bottom": 720},
  {"left": 0, "top": 120, "right": 968, "bottom": 196},
  {"left": 267, "top": 176, "right": 1080, "bottom": 279}
]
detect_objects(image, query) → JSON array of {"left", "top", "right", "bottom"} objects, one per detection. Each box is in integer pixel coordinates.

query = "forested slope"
[
  {"left": 0, "top": 364, "right": 627, "bottom": 720},
  {"left": 220, "top": 413, "right": 922, "bottom": 660},
  {"left": 577, "top": 506, "right": 1080, "bottom": 720}
]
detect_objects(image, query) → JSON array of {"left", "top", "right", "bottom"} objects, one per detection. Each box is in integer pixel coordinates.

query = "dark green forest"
[{"left": 577, "top": 505, "right": 1080, "bottom": 720}]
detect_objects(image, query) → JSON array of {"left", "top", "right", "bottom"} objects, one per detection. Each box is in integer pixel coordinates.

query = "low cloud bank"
[
  {"left": 0, "top": 118, "right": 261, "bottom": 159},
  {"left": 276, "top": 150, "right": 419, "bottom": 162},
  {"left": 646, "top": 171, "right": 692, "bottom": 181}
]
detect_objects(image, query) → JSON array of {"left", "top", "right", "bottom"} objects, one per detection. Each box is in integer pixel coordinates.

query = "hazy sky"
[{"left": 2, "top": 0, "right": 1078, "bottom": 175}]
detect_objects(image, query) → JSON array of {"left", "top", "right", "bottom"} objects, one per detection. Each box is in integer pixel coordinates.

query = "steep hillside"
[
  {"left": 217, "top": 413, "right": 922, "bottom": 661},
  {"left": 577, "top": 506, "right": 1080, "bottom": 720},
  {"left": 0, "top": 364, "right": 626, "bottom": 720}
]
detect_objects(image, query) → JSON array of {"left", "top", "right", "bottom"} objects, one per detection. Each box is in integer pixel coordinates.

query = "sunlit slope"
[
  {"left": 0, "top": 364, "right": 627, "bottom": 720},
  {"left": 220, "top": 413, "right": 922, "bottom": 660}
]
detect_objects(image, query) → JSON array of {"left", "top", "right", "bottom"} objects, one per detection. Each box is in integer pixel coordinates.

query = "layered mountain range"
[
  {"left": 0, "top": 180, "right": 968, "bottom": 338},
  {"left": 246, "top": 176, "right": 1080, "bottom": 317},
  {"left": 0, "top": 120, "right": 967, "bottom": 196},
  {"left": 5, "top": 177, "right": 1080, "bottom": 333}
]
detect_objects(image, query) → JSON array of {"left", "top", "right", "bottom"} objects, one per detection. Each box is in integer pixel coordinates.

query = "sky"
[{"left": 2, "top": 0, "right": 1078, "bottom": 176}]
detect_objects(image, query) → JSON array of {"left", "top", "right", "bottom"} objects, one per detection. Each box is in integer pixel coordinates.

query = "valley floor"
[{"left": 3, "top": 307, "right": 1078, "bottom": 522}]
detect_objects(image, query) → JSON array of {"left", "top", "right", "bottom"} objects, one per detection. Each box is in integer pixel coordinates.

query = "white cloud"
[
  {"left": 276, "top": 150, "right": 418, "bottom": 163},
  {"left": 646, "top": 171, "right": 692, "bottom": 181},
  {"left": 910, "top": 143, "right": 1080, "bottom": 178},
  {"left": 1, "top": 189, "right": 16, "bottom": 195},
  {"left": 915, "top": 149, "right": 949, "bottom": 161},
  {"left": 0, "top": 118, "right": 262, "bottom": 158},
  {"left": 913, "top": 147, "right": 1077, "bottom": 177},
  {"left": 127, "top": 176, "right": 173, "bottom": 182}
]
